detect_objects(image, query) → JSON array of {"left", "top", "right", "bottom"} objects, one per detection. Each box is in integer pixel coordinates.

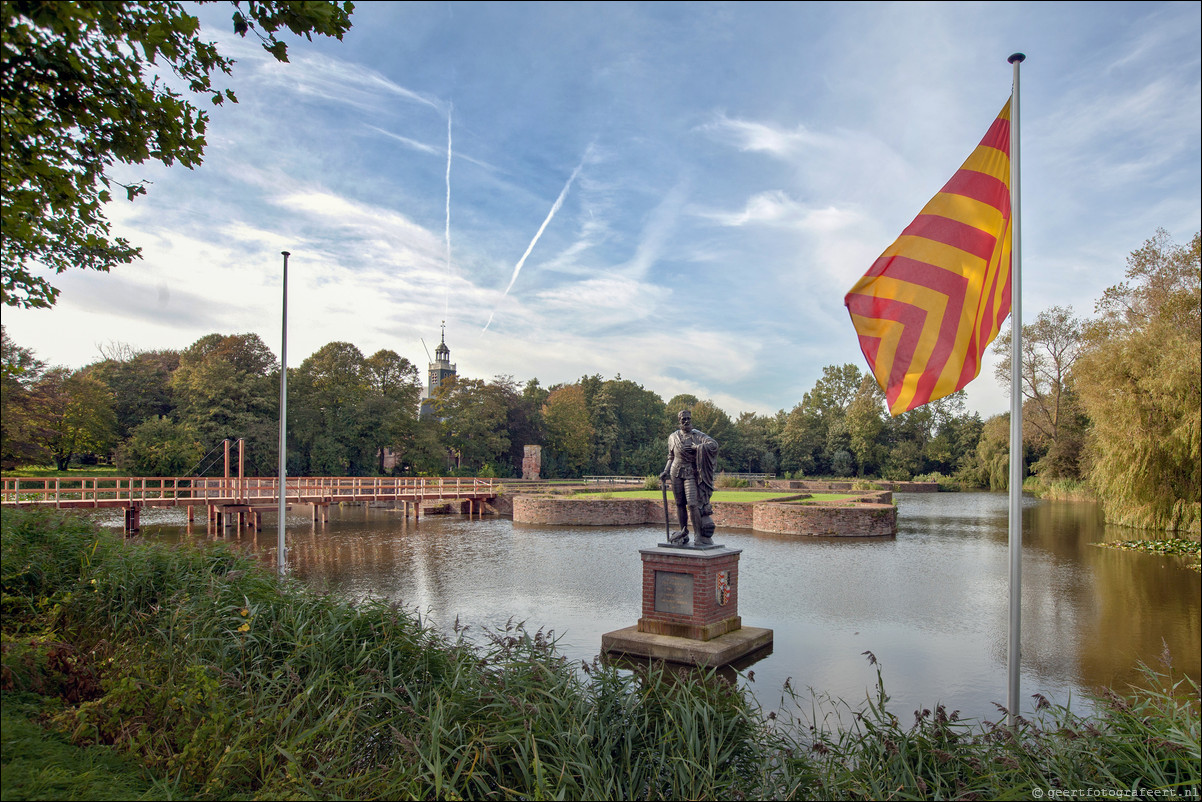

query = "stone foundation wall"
[
  {"left": 752, "top": 502, "right": 896, "bottom": 537},
  {"left": 510, "top": 496, "right": 659, "bottom": 525},
  {"left": 510, "top": 494, "right": 896, "bottom": 536},
  {"left": 882, "top": 481, "right": 939, "bottom": 492}
]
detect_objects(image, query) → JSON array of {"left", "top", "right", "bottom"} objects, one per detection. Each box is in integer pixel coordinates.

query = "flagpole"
[
  {"left": 278, "top": 250, "right": 290, "bottom": 576},
  {"left": 1006, "top": 52, "right": 1025, "bottom": 728}
]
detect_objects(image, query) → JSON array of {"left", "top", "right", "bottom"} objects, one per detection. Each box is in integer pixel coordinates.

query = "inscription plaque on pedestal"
[{"left": 654, "top": 571, "right": 694, "bottom": 615}]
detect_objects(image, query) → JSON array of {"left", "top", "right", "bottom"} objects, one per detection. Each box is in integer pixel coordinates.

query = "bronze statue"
[{"left": 660, "top": 409, "right": 718, "bottom": 546}]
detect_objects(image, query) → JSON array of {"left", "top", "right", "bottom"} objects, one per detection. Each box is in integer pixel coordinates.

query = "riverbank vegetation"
[
  {"left": 3, "top": 231, "right": 1198, "bottom": 536},
  {"left": 2, "top": 508, "right": 1199, "bottom": 800}
]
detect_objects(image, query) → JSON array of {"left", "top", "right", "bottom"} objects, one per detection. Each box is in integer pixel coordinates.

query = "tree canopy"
[
  {"left": 1, "top": 0, "right": 354, "bottom": 308},
  {"left": 1074, "top": 230, "right": 1201, "bottom": 532}
]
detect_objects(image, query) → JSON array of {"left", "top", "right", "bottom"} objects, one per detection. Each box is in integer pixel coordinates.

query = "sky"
[{"left": 5, "top": 0, "right": 1200, "bottom": 420}]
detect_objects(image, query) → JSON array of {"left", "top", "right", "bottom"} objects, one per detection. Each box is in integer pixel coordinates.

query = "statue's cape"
[{"left": 692, "top": 429, "right": 718, "bottom": 504}]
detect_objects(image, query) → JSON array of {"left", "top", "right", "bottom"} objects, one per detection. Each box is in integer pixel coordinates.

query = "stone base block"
[
  {"left": 601, "top": 625, "right": 774, "bottom": 668},
  {"left": 637, "top": 615, "right": 741, "bottom": 641}
]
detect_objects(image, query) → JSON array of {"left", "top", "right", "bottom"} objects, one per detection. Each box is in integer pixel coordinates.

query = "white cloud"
[
  {"left": 255, "top": 50, "right": 444, "bottom": 113},
  {"left": 701, "top": 190, "right": 863, "bottom": 232}
]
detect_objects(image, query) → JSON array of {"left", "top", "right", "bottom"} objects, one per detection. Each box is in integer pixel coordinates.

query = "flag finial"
[{"left": 1008, "top": 53, "right": 1025, "bottom": 64}]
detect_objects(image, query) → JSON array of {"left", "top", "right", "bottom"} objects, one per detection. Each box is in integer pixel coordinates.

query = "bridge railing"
[
  {"left": 1, "top": 476, "right": 499, "bottom": 507},
  {"left": 1, "top": 476, "right": 197, "bottom": 507}
]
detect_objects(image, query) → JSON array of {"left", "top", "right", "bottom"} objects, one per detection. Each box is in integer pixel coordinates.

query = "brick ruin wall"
[{"left": 510, "top": 493, "right": 897, "bottom": 537}]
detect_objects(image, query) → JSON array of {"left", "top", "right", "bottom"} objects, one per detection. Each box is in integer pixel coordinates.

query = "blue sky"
[{"left": 6, "top": 1, "right": 1199, "bottom": 419}]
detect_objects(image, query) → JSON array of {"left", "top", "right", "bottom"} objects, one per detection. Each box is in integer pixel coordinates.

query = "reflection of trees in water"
[{"left": 1020, "top": 499, "right": 1200, "bottom": 694}]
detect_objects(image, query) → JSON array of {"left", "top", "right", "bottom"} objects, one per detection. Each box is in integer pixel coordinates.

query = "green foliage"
[
  {"left": 993, "top": 306, "right": 1089, "bottom": 479},
  {"left": 30, "top": 368, "right": 118, "bottom": 470},
  {"left": 3, "top": 508, "right": 1199, "bottom": 800},
  {"left": 1, "top": 693, "right": 164, "bottom": 801},
  {"left": 115, "top": 416, "right": 202, "bottom": 476},
  {"left": 1, "top": 325, "right": 46, "bottom": 468},
  {"left": 795, "top": 653, "right": 1201, "bottom": 800},
  {"left": 911, "top": 471, "right": 960, "bottom": 491},
  {"left": 1, "top": 0, "right": 355, "bottom": 308},
  {"left": 431, "top": 376, "right": 512, "bottom": 474},
  {"left": 543, "top": 384, "right": 594, "bottom": 477},
  {"left": 586, "top": 377, "right": 666, "bottom": 476},
  {"left": 82, "top": 347, "right": 179, "bottom": 441},
  {"left": 170, "top": 333, "right": 278, "bottom": 474},
  {"left": 1074, "top": 230, "right": 1201, "bottom": 533},
  {"left": 717, "top": 475, "right": 750, "bottom": 488},
  {"left": 1096, "top": 538, "right": 1201, "bottom": 572}
]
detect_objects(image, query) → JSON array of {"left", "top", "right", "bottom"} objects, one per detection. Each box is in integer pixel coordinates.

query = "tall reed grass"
[{"left": 2, "top": 508, "right": 1198, "bottom": 800}]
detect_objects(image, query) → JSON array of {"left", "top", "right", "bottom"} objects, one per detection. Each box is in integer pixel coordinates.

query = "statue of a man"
[{"left": 660, "top": 409, "right": 719, "bottom": 546}]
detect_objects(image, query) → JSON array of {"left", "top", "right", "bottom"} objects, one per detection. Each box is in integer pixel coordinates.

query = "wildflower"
[{"left": 238, "top": 623, "right": 250, "bottom": 632}]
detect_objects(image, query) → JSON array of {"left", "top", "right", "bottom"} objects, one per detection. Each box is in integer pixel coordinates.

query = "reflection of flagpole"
[
  {"left": 1006, "top": 53, "right": 1025, "bottom": 728},
  {"left": 278, "top": 251, "right": 290, "bottom": 576}
]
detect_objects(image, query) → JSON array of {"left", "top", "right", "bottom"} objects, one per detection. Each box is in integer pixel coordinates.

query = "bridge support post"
[{"left": 123, "top": 506, "right": 140, "bottom": 535}]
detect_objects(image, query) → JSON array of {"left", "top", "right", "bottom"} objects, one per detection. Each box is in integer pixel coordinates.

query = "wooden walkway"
[{"left": 1, "top": 476, "right": 499, "bottom": 531}]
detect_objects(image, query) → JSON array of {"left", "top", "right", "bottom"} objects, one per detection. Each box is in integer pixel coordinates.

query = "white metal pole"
[
  {"left": 1006, "top": 52, "right": 1025, "bottom": 728},
  {"left": 278, "top": 251, "right": 290, "bottom": 575}
]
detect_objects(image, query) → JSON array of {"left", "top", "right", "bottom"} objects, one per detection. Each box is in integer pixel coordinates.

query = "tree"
[
  {"left": 689, "top": 399, "right": 733, "bottom": 471},
  {"left": 845, "top": 375, "right": 885, "bottom": 477},
  {"left": 171, "top": 333, "right": 277, "bottom": 474},
  {"left": 778, "top": 403, "right": 823, "bottom": 476},
  {"left": 0, "top": 325, "right": 45, "bottom": 467},
  {"left": 588, "top": 378, "right": 665, "bottom": 476},
  {"left": 778, "top": 365, "right": 863, "bottom": 476},
  {"left": 960, "top": 413, "right": 1011, "bottom": 490},
  {"left": 116, "top": 416, "right": 202, "bottom": 476},
  {"left": 30, "top": 367, "right": 117, "bottom": 469},
  {"left": 363, "top": 349, "right": 422, "bottom": 472},
  {"left": 1, "top": 0, "right": 354, "bottom": 308},
  {"left": 1074, "top": 230, "right": 1201, "bottom": 532},
  {"left": 727, "top": 412, "right": 773, "bottom": 475},
  {"left": 542, "top": 384, "right": 593, "bottom": 477},
  {"left": 432, "top": 377, "right": 509, "bottom": 474},
  {"left": 84, "top": 347, "right": 180, "bottom": 440},
  {"left": 291, "top": 341, "right": 378, "bottom": 475},
  {"left": 992, "top": 306, "right": 1088, "bottom": 478}
]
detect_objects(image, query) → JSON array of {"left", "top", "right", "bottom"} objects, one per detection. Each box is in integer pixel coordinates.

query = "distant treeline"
[{"left": 1, "top": 231, "right": 1197, "bottom": 532}]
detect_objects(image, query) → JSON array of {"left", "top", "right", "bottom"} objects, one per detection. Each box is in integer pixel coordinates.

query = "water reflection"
[{"left": 122, "top": 493, "right": 1199, "bottom": 723}]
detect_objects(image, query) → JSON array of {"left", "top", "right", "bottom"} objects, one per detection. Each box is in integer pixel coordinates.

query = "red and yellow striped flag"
[{"left": 845, "top": 99, "right": 1013, "bottom": 416}]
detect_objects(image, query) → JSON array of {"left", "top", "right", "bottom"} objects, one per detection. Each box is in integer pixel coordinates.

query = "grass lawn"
[
  {"left": 572, "top": 490, "right": 860, "bottom": 503},
  {"left": 2, "top": 466, "right": 120, "bottom": 479},
  {"left": 1, "top": 693, "right": 164, "bottom": 801}
]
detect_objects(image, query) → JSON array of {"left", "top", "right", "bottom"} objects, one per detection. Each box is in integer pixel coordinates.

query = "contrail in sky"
[
  {"left": 483, "top": 149, "right": 588, "bottom": 331},
  {"left": 444, "top": 103, "right": 453, "bottom": 318}
]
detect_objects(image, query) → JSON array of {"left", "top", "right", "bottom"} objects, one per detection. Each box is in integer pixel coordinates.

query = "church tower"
[{"left": 420, "top": 322, "right": 457, "bottom": 417}]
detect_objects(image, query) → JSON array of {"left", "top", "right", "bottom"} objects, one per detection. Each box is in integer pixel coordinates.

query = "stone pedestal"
[
  {"left": 602, "top": 544, "right": 773, "bottom": 667},
  {"left": 638, "top": 545, "right": 742, "bottom": 640}
]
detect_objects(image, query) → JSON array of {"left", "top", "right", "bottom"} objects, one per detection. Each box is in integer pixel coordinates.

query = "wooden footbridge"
[{"left": 0, "top": 475, "right": 500, "bottom": 533}]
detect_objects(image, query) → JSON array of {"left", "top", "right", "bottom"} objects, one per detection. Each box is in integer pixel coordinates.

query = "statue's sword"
[{"left": 662, "top": 480, "right": 671, "bottom": 541}]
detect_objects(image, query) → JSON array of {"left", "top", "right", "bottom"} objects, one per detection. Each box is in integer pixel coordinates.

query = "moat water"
[{"left": 115, "top": 492, "right": 1200, "bottom": 723}]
